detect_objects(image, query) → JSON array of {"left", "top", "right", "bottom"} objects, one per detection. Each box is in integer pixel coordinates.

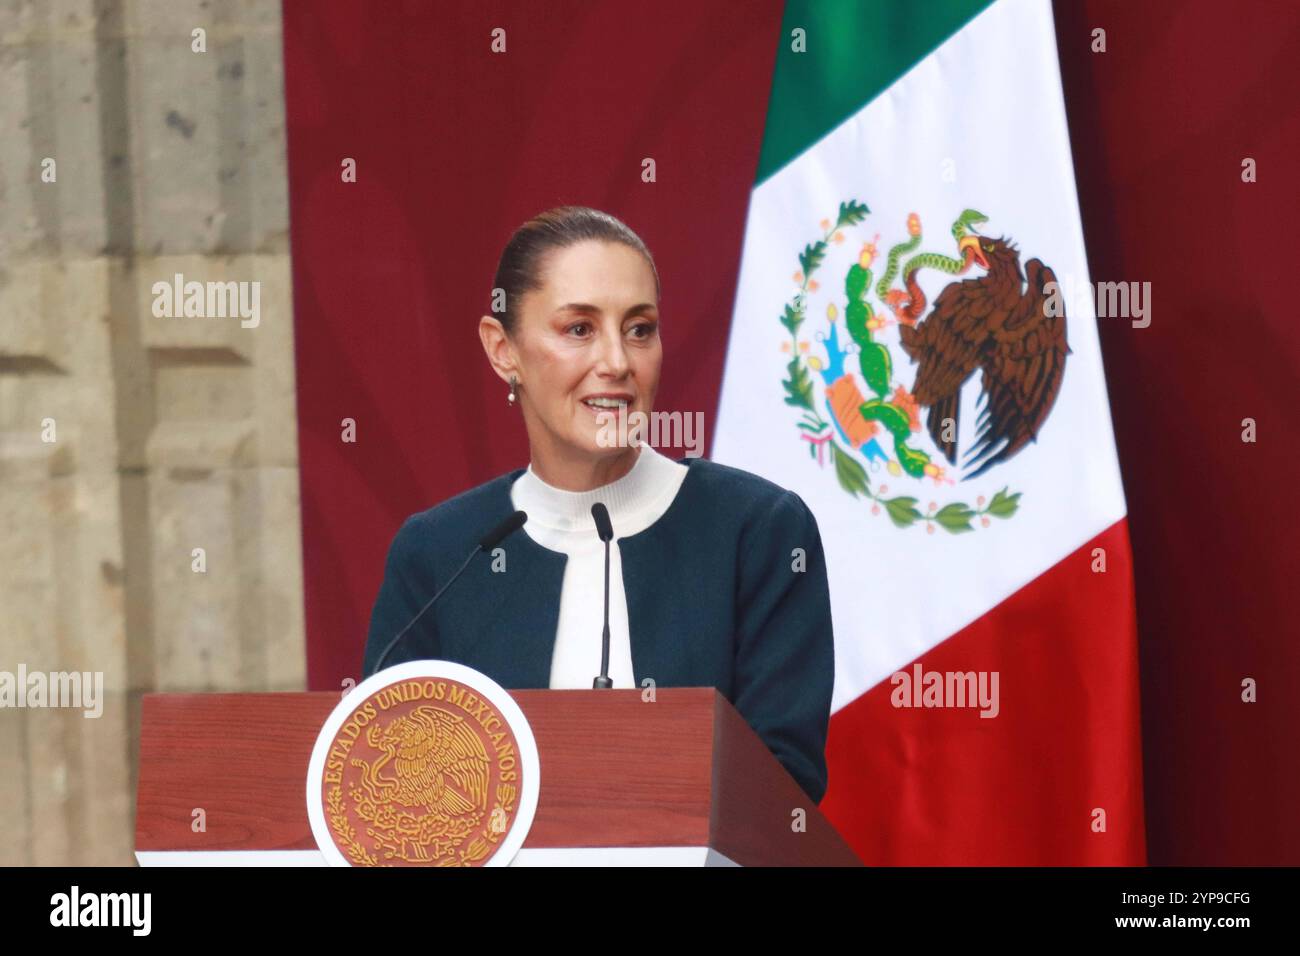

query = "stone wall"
[{"left": 0, "top": 0, "right": 303, "bottom": 865}]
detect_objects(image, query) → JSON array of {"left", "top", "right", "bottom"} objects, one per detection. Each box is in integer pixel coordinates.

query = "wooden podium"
[{"left": 136, "top": 687, "right": 860, "bottom": 866}]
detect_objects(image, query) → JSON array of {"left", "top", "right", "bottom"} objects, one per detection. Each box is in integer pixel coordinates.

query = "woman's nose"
[{"left": 594, "top": 328, "right": 630, "bottom": 376}]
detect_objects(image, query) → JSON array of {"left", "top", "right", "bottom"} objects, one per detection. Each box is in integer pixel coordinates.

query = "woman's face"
[{"left": 508, "top": 240, "right": 662, "bottom": 463}]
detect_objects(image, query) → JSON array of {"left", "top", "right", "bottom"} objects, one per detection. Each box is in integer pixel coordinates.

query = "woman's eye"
[
  {"left": 629, "top": 323, "right": 656, "bottom": 339},
  {"left": 568, "top": 323, "right": 590, "bottom": 337}
]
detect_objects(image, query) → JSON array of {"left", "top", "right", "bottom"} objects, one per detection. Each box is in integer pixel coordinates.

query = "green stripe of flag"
[{"left": 756, "top": 0, "right": 995, "bottom": 187}]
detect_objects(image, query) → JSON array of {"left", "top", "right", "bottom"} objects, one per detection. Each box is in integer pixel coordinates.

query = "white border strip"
[{"left": 136, "top": 847, "right": 739, "bottom": 867}]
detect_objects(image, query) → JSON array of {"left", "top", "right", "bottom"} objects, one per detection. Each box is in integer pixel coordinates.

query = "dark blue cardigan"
[{"left": 362, "top": 456, "right": 835, "bottom": 803}]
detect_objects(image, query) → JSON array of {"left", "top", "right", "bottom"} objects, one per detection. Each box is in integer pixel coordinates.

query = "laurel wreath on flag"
[{"left": 780, "top": 200, "right": 1022, "bottom": 534}]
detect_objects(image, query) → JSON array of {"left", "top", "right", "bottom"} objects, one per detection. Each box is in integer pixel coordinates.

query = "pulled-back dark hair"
[{"left": 490, "top": 206, "right": 660, "bottom": 335}]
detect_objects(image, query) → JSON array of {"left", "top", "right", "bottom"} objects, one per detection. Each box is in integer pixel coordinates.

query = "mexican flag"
[{"left": 713, "top": 0, "right": 1146, "bottom": 864}]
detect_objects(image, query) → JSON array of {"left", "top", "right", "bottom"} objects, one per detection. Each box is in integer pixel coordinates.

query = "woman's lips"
[{"left": 580, "top": 400, "right": 632, "bottom": 415}]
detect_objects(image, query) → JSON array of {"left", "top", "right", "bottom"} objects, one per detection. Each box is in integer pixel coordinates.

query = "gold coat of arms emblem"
[{"left": 308, "top": 661, "right": 540, "bottom": 866}]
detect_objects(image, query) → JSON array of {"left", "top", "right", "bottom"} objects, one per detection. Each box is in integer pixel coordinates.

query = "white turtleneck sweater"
[{"left": 509, "top": 444, "right": 689, "bottom": 689}]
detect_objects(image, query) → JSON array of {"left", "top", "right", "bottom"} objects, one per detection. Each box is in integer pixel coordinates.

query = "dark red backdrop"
[{"left": 282, "top": 0, "right": 1299, "bottom": 865}]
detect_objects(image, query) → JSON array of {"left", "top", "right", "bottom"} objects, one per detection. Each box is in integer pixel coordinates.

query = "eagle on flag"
[{"left": 899, "top": 234, "right": 1071, "bottom": 479}]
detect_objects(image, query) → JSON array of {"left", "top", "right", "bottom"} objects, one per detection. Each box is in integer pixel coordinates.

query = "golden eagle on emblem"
[
  {"left": 899, "top": 235, "right": 1070, "bottom": 479},
  {"left": 354, "top": 705, "right": 490, "bottom": 817}
]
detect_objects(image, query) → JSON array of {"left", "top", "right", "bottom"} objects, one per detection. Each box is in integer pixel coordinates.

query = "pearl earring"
[{"left": 508, "top": 375, "right": 518, "bottom": 406}]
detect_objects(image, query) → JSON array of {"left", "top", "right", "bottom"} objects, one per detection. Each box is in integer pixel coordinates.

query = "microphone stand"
[{"left": 591, "top": 503, "right": 614, "bottom": 688}]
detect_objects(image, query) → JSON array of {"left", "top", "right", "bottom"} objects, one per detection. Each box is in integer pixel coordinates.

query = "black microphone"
[
  {"left": 477, "top": 510, "right": 528, "bottom": 551},
  {"left": 372, "top": 510, "right": 528, "bottom": 674},
  {"left": 590, "top": 503, "right": 615, "bottom": 689}
]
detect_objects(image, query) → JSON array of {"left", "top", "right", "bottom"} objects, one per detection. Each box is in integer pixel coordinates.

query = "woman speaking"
[{"left": 361, "top": 206, "right": 835, "bottom": 803}]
